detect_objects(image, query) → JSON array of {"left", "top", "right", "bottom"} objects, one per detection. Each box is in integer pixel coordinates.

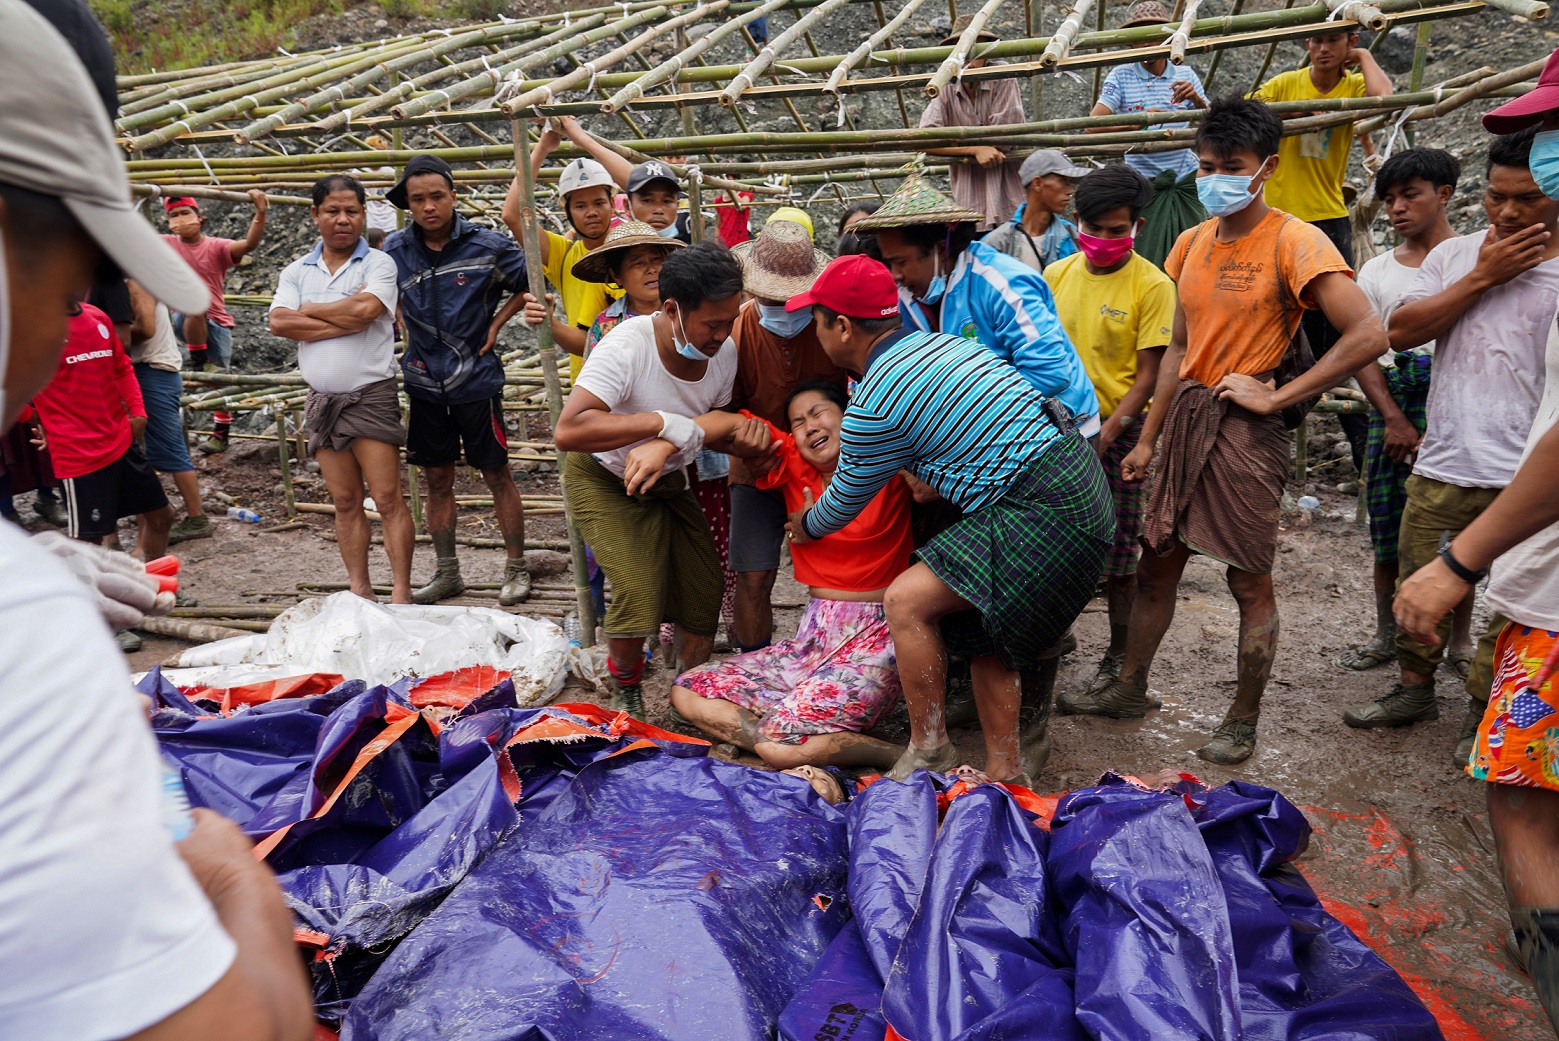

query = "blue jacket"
[
  {"left": 901, "top": 240, "right": 1100, "bottom": 431},
  {"left": 385, "top": 216, "right": 528, "bottom": 404}
]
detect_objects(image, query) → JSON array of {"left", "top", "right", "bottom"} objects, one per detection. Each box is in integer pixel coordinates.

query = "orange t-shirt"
[
  {"left": 752, "top": 415, "right": 913, "bottom": 592},
  {"left": 1165, "top": 208, "right": 1353, "bottom": 387}
]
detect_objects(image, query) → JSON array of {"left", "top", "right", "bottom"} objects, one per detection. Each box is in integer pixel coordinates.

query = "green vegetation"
[{"left": 86, "top": 0, "right": 520, "bottom": 74}]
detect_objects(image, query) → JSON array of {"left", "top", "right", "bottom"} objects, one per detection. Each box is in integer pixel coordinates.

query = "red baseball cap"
[
  {"left": 163, "top": 196, "right": 200, "bottom": 214},
  {"left": 785, "top": 254, "right": 900, "bottom": 319},
  {"left": 1483, "top": 47, "right": 1559, "bottom": 135}
]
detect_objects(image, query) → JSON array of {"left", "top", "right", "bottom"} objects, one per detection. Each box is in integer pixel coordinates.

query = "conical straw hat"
[{"left": 849, "top": 175, "right": 987, "bottom": 231}]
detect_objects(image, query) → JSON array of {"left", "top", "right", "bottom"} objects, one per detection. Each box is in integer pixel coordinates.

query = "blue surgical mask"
[
  {"left": 1196, "top": 164, "right": 1269, "bottom": 218},
  {"left": 1532, "top": 130, "right": 1559, "bottom": 201},
  {"left": 669, "top": 308, "right": 707, "bottom": 361},
  {"left": 657, "top": 222, "right": 681, "bottom": 239},
  {"left": 915, "top": 252, "right": 947, "bottom": 306},
  {"left": 757, "top": 302, "right": 811, "bottom": 339}
]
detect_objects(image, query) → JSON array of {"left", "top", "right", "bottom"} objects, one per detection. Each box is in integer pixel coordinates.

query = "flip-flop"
[
  {"left": 1447, "top": 650, "right": 1473, "bottom": 681},
  {"left": 1334, "top": 643, "right": 1397, "bottom": 671}
]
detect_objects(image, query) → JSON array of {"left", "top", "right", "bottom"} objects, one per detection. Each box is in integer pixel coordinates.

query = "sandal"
[
  {"left": 1446, "top": 650, "right": 1472, "bottom": 681},
  {"left": 1334, "top": 641, "right": 1397, "bottom": 672}
]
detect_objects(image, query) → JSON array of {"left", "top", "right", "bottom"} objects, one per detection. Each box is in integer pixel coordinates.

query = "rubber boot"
[
  {"left": 1342, "top": 681, "right": 1439, "bottom": 728},
  {"left": 1454, "top": 696, "right": 1488, "bottom": 768},
  {"left": 1087, "top": 651, "right": 1126, "bottom": 695},
  {"left": 610, "top": 680, "right": 646, "bottom": 721},
  {"left": 413, "top": 556, "right": 466, "bottom": 605},
  {"left": 498, "top": 556, "right": 533, "bottom": 606},
  {"left": 1513, "top": 907, "right": 1559, "bottom": 1033},
  {"left": 1197, "top": 713, "right": 1258, "bottom": 765},
  {"left": 1019, "top": 658, "right": 1059, "bottom": 778},
  {"left": 887, "top": 741, "right": 959, "bottom": 782},
  {"left": 1058, "top": 676, "right": 1158, "bottom": 718}
]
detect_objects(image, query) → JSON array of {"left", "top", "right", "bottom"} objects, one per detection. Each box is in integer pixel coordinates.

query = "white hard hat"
[{"left": 558, "top": 157, "right": 615, "bottom": 198}]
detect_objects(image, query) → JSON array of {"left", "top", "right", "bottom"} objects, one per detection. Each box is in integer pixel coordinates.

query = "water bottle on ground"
[
  {"left": 225, "top": 507, "right": 260, "bottom": 522},
  {"left": 563, "top": 615, "right": 583, "bottom": 647},
  {"left": 1297, "top": 495, "right": 1320, "bottom": 511}
]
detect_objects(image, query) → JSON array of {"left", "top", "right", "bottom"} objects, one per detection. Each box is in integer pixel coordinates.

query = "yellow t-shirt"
[
  {"left": 1252, "top": 69, "right": 1367, "bottom": 223},
  {"left": 1043, "top": 251, "right": 1175, "bottom": 417},
  {"left": 541, "top": 230, "right": 622, "bottom": 381}
]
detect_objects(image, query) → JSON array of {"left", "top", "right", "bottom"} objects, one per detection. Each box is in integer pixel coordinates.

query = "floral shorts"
[
  {"left": 676, "top": 597, "right": 902, "bottom": 745},
  {"left": 1467, "top": 623, "right": 1559, "bottom": 790}
]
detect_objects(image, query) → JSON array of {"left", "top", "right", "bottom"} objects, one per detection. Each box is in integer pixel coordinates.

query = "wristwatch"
[{"left": 1437, "top": 531, "right": 1487, "bottom": 584}]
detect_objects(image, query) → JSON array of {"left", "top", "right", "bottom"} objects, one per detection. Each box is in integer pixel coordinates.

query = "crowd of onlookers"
[{"left": 6, "top": 0, "right": 1559, "bottom": 1031}]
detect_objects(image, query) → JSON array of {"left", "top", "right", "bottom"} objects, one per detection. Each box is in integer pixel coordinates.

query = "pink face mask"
[{"left": 1077, "top": 231, "right": 1134, "bottom": 268}]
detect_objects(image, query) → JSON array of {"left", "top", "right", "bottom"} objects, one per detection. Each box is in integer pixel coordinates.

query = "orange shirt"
[
  {"left": 1165, "top": 209, "right": 1352, "bottom": 387},
  {"left": 752, "top": 415, "right": 913, "bottom": 592}
]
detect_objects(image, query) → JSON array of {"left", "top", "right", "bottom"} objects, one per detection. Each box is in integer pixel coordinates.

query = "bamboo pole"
[
  {"left": 276, "top": 412, "right": 296, "bottom": 519},
  {"left": 129, "top": 184, "right": 312, "bottom": 206},
  {"left": 137, "top": 616, "right": 255, "bottom": 643},
  {"left": 1168, "top": 0, "right": 1202, "bottom": 64},
  {"left": 720, "top": 0, "right": 853, "bottom": 106},
  {"left": 1041, "top": 0, "right": 1094, "bottom": 67},
  {"left": 500, "top": 3, "right": 726, "bottom": 116},
  {"left": 511, "top": 119, "right": 597, "bottom": 645},
  {"left": 1201, "top": 0, "right": 1246, "bottom": 87},
  {"left": 600, "top": 0, "right": 783, "bottom": 112},
  {"left": 1480, "top": 0, "right": 1548, "bottom": 15},
  {"left": 1321, "top": 0, "right": 1388, "bottom": 30},
  {"left": 926, "top": 0, "right": 1008, "bottom": 98}
]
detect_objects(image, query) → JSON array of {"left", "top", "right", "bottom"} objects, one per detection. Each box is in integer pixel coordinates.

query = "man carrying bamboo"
[{"left": 384, "top": 154, "right": 534, "bottom": 606}]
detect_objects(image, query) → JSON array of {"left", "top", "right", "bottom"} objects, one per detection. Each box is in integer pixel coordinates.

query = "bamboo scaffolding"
[
  {"left": 720, "top": 0, "right": 853, "bottom": 106},
  {"left": 1320, "top": 0, "right": 1388, "bottom": 31},
  {"left": 827, "top": 0, "right": 931, "bottom": 96},
  {"left": 599, "top": 0, "right": 780, "bottom": 112},
  {"left": 500, "top": 3, "right": 724, "bottom": 116},
  {"left": 1040, "top": 0, "right": 1094, "bottom": 68},
  {"left": 1168, "top": 0, "right": 1201, "bottom": 65},
  {"left": 925, "top": 0, "right": 1008, "bottom": 97}
]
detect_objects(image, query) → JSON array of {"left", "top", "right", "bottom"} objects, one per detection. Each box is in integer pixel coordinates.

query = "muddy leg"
[
  {"left": 669, "top": 684, "right": 760, "bottom": 750},
  {"left": 1226, "top": 567, "right": 1278, "bottom": 720}
]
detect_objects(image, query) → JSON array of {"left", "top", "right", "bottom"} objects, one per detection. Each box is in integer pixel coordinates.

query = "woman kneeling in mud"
[{"left": 671, "top": 381, "right": 911, "bottom": 770}]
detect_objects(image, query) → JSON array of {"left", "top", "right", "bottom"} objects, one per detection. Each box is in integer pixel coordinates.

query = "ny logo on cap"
[{"left": 645, "top": 162, "right": 670, "bottom": 179}]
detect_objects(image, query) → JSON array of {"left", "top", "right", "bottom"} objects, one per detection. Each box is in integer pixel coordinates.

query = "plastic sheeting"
[
  {"left": 159, "top": 591, "right": 570, "bottom": 705},
  {"left": 783, "top": 772, "right": 1442, "bottom": 1041},
  {"left": 147, "top": 668, "right": 1439, "bottom": 1039}
]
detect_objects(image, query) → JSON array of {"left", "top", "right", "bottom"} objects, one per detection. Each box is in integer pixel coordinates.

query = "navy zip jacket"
[{"left": 385, "top": 216, "right": 527, "bottom": 404}]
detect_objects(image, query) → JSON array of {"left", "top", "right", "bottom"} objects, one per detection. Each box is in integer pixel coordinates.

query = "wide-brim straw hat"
[
  {"left": 1119, "top": 0, "right": 1172, "bottom": 28},
  {"left": 940, "top": 13, "right": 1000, "bottom": 47},
  {"left": 731, "top": 218, "right": 830, "bottom": 300},
  {"left": 571, "top": 220, "right": 684, "bottom": 284},
  {"left": 849, "top": 175, "right": 987, "bottom": 231}
]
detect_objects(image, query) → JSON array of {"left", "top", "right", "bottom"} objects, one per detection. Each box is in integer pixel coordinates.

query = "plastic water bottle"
[
  {"left": 225, "top": 507, "right": 260, "bottom": 522},
  {"left": 160, "top": 764, "right": 194, "bottom": 841},
  {"left": 1297, "top": 495, "right": 1320, "bottom": 511},
  {"left": 563, "top": 615, "right": 583, "bottom": 647}
]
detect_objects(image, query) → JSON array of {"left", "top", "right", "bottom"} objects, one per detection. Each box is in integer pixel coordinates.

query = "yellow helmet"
[{"left": 767, "top": 205, "right": 814, "bottom": 237}]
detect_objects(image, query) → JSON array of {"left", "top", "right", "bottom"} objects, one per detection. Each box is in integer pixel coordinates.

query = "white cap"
[
  {"left": 558, "top": 157, "right": 615, "bottom": 199},
  {"left": 0, "top": 0, "right": 208, "bottom": 315}
]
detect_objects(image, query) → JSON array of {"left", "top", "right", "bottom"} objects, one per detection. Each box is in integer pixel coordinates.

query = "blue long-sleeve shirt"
[
  {"left": 801, "top": 328, "right": 1062, "bottom": 539},
  {"left": 901, "top": 240, "right": 1100, "bottom": 435}
]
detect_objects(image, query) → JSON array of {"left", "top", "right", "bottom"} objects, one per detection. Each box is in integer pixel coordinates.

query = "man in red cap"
[
  {"left": 162, "top": 190, "right": 269, "bottom": 453},
  {"left": 786, "top": 255, "right": 1114, "bottom": 786},
  {"left": 1484, "top": 46, "right": 1559, "bottom": 200}
]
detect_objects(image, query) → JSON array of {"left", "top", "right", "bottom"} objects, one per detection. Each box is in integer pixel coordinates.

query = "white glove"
[
  {"left": 654, "top": 410, "right": 705, "bottom": 455},
  {"left": 32, "top": 530, "right": 171, "bottom": 632}
]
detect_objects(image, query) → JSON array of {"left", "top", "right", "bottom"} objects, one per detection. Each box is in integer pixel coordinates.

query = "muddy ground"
[{"left": 11, "top": 429, "right": 1521, "bottom": 1038}]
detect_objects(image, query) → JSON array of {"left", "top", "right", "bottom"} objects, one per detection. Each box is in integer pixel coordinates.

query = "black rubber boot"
[
  {"left": 1342, "top": 682, "right": 1439, "bottom": 729},
  {"left": 1513, "top": 907, "right": 1559, "bottom": 1033}
]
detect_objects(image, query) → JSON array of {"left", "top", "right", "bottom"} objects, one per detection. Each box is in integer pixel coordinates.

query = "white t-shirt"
[
  {"left": 573, "top": 314, "right": 737, "bottom": 479},
  {"left": 0, "top": 524, "right": 236, "bottom": 1038},
  {"left": 271, "top": 239, "right": 399, "bottom": 395},
  {"left": 129, "top": 302, "right": 183, "bottom": 373},
  {"left": 1486, "top": 315, "right": 1559, "bottom": 632},
  {"left": 1356, "top": 249, "right": 1435, "bottom": 366},
  {"left": 1403, "top": 233, "right": 1559, "bottom": 489}
]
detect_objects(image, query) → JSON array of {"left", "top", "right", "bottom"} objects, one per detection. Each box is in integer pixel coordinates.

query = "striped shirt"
[
  {"left": 918, "top": 65, "right": 1026, "bottom": 231},
  {"left": 802, "top": 329, "right": 1061, "bottom": 539},
  {"left": 1098, "top": 61, "right": 1205, "bottom": 180}
]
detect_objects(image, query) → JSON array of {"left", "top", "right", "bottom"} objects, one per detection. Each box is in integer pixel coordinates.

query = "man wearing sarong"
[
  {"left": 1059, "top": 96, "right": 1387, "bottom": 765},
  {"left": 785, "top": 255, "right": 1114, "bottom": 787},
  {"left": 553, "top": 241, "right": 776, "bottom": 720},
  {"left": 271, "top": 174, "right": 414, "bottom": 604}
]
